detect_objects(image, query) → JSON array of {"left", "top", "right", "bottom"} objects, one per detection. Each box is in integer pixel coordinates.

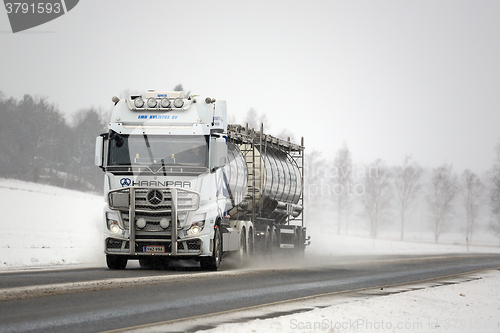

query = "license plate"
[{"left": 143, "top": 246, "right": 165, "bottom": 253}]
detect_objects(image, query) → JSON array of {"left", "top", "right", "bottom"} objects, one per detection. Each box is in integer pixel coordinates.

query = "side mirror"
[
  {"left": 95, "top": 136, "right": 104, "bottom": 167},
  {"left": 211, "top": 137, "right": 227, "bottom": 170}
]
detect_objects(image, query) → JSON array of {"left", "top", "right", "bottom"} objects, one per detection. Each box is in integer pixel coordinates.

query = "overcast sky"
[{"left": 1, "top": 0, "right": 499, "bottom": 173}]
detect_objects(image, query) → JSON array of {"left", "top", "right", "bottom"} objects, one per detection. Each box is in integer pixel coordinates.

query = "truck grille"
[{"left": 108, "top": 187, "right": 200, "bottom": 231}]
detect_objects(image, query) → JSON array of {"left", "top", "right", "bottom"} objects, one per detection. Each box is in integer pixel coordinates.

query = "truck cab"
[{"left": 95, "top": 90, "right": 234, "bottom": 270}]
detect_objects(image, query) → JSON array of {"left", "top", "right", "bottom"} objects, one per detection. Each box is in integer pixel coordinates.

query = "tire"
[
  {"left": 200, "top": 226, "right": 222, "bottom": 271},
  {"left": 248, "top": 227, "right": 254, "bottom": 255},
  {"left": 264, "top": 226, "right": 271, "bottom": 253},
  {"left": 106, "top": 255, "right": 127, "bottom": 270},
  {"left": 239, "top": 227, "right": 247, "bottom": 259},
  {"left": 295, "top": 227, "right": 305, "bottom": 257}
]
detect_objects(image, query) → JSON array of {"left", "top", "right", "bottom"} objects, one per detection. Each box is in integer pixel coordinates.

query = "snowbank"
[
  {"left": 0, "top": 178, "right": 105, "bottom": 270},
  {"left": 306, "top": 224, "right": 500, "bottom": 257}
]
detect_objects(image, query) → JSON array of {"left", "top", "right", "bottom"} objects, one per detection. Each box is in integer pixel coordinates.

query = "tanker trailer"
[{"left": 223, "top": 124, "right": 308, "bottom": 255}]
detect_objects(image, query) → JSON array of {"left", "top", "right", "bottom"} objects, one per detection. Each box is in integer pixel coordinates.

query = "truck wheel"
[
  {"left": 264, "top": 227, "right": 271, "bottom": 253},
  {"left": 200, "top": 226, "right": 222, "bottom": 271},
  {"left": 106, "top": 255, "right": 127, "bottom": 270},
  {"left": 295, "top": 227, "right": 305, "bottom": 256},
  {"left": 239, "top": 228, "right": 247, "bottom": 258},
  {"left": 248, "top": 227, "right": 254, "bottom": 255}
]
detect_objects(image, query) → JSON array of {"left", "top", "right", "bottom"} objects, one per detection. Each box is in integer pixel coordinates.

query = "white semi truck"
[{"left": 95, "top": 90, "right": 308, "bottom": 270}]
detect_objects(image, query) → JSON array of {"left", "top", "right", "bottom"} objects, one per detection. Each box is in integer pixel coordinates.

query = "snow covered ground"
[
  {"left": 1, "top": 178, "right": 500, "bottom": 332},
  {"left": 0, "top": 178, "right": 105, "bottom": 270},
  {"left": 194, "top": 269, "right": 500, "bottom": 333}
]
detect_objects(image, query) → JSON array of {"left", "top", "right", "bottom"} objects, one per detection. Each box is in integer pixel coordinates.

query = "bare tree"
[
  {"left": 173, "top": 84, "right": 191, "bottom": 97},
  {"left": 70, "top": 107, "right": 108, "bottom": 190},
  {"left": 427, "top": 163, "right": 458, "bottom": 243},
  {"left": 244, "top": 108, "right": 268, "bottom": 130},
  {"left": 304, "top": 150, "right": 329, "bottom": 223},
  {"left": 394, "top": 156, "right": 423, "bottom": 240},
  {"left": 361, "top": 159, "right": 392, "bottom": 239},
  {"left": 276, "top": 128, "right": 296, "bottom": 143},
  {"left": 333, "top": 142, "right": 352, "bottom": 234},
  {"left": 460, "top": 169, "right": 484, "bottom": 248},
  {"left": 489, "top": 141, "right": 500, "bottom": 245}
]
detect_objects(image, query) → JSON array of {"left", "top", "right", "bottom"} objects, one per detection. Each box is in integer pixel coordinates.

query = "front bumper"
[{"left": 105, "top": 235, "right": 204, "bottom": 256}]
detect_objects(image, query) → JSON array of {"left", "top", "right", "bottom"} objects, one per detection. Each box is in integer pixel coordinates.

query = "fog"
[{"left": 2, "top": 1, "right": 500, "bottom": 174}]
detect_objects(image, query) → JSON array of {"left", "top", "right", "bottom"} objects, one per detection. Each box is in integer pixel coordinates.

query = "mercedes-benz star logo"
[{"left": 147, "top": 189, "right": 163, "bottom": 205}]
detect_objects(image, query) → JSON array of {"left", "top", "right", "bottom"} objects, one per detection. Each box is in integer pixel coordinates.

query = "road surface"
[{"left": 1, "top": 253, "right": 499, "bottom": 333}]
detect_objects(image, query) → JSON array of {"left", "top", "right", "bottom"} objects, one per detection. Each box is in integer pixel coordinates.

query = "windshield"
[{"left": 108, "top": 134, "right": 209, "bottom": 169}]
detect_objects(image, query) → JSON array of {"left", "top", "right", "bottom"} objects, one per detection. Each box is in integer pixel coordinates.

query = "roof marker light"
[
  {"left": 174, "top": 97, "right": 184, "bottom": 108},
  {"left": 160, "top": 98, "right": 171, "bottom": 108},
  {"left": 134, "top": 97, "right": 144, "bottom": 108},
  {"left": 147, "top": 97, "right": 157, "bottom": 108}
]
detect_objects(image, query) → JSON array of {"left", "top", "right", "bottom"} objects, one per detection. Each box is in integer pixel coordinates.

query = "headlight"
[
  {"left": 107, "top": 220, "right": 121, "bottom": 233},
  {"left": 187, "top": 221, "right": 205, "bottom": 235},
  {"left": 134, "top": 97, "right": 144, "bottom": 108}
]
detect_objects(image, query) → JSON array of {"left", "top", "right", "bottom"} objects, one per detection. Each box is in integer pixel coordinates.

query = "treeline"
[
  {"left": 305, "top": 144, "right": 500, "bottom": 246},
  {"left": 0, "top": 92, "right": 108, "bottom": 192}
]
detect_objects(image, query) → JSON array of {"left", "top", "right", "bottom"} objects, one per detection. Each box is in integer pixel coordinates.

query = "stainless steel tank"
[
  {"left": 222, "top": 142, "right": 248, "bottom": 211},
  {"left": 223, "top": 142, "right": 303, "bottom": 223}
]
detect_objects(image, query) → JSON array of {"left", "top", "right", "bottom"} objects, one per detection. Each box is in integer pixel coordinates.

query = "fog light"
[
  {"left": 136, "top": 218, "right": 147, "bottom": 229},
  {"left": 159, "top": 217, "right": 170, "bottom": 229}
]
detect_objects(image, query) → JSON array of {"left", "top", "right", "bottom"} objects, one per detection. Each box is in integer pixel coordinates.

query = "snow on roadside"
[
  {"left": 198, "top": 270, "right": 500, "bottom": 333},
  {"left": 306, "top": 222, "right": 500, "bottom": 257},
  {"left": 0, "top": 178, "right": 105, "bottom": 270}
]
